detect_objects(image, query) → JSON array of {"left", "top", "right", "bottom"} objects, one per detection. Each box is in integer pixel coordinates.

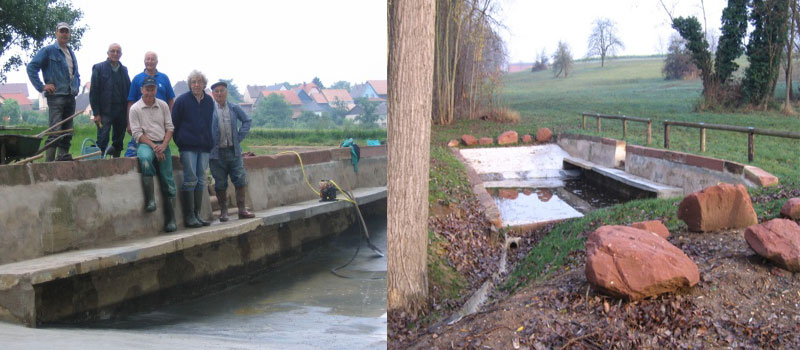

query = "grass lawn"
[{"left": 429, "top": 56, "right": 800, "bottom": 295}]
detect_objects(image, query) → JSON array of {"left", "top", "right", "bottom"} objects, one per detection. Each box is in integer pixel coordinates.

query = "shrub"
[
  {"left": 663, "top": 34, "right": 700, "bottom": 80},
  {"left": 479, "top": 106, "right": 520, "bottom": 123}
]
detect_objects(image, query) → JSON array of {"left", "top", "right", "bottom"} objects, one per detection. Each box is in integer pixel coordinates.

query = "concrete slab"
[
  {"left": 460, "top": 145, "right": 572, "bottom": 180},
  {"left": 0, "top": 187, "right": 386, "bottom": 287},
  {"left": 565, "top": 156, "right": 682, "bottom": 199}
]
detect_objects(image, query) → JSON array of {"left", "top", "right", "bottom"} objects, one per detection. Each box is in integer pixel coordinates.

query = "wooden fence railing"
[
  {"left": 581, "top": 112, "right": 652, "bottom": 145},
  {"left": 663, "top": 120, "right": 800, "bottom": 162}
]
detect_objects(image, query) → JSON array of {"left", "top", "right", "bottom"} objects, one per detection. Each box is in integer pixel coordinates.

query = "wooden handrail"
[
  {"left": 663, "top": 120, "right": 800, "bottom": 162},
  {"left": 581, "top": 112, "right": 652, "bottom": 145}
]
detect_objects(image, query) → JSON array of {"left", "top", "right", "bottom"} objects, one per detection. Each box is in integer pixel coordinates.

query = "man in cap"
[
  {"left": 129, "top": 76, "right": 177, "bottom": 232},
  {"left": 209, "top": 80, "right": 255, "bottom": 221},
  {"left": 89, "top": 43, "right": 130, "bottom": 157},
  {"left": 26, "top": 22, "right": 80, "bottom": 161},
  {"left": 124, "top": 51, "right": 176, "bottom": 157}
]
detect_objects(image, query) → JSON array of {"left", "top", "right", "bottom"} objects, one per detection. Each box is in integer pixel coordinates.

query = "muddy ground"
[{"left": 406, "top": 226, "right": 800, "bottom": 349}]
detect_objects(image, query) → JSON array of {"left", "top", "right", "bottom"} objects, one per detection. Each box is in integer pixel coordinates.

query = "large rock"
[
  {"left": 536, "top": 128, "right": 553, "bottom": 143},
  {"left": 744, "top": 218, "right": 800, "bottom": 272},
  {"left": 631, "top": 220, "right": 670, "bottom": 239},
  {"left": 780, "top": 198, "right": 800, "bottom": 220},
  {"left": 677, "top": 183, "right": 758, "bottom": 232},
  {"left": 497, "top": 130, "right": 518, "bottom": 145},
  {"left": 585, "top": 225, "right": 699, "bottom": 300},
  {"left": 461, "top": 134, "right": 477, "bottom": 146},
  {"left": 478, "top": 137, "right": 494, "bottom": 145},
  {"left": 447, "top": 139, "right": 459, "bottom": 147},
  {"left": 522, "top": 134, "right": 533, "bottom": 144}
]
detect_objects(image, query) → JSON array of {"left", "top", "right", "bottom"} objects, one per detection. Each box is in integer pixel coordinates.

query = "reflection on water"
[{"left": 0, "top": 218, "right": 388, "bottom": 350}]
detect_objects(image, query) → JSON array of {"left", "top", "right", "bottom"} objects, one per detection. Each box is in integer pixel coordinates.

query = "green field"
[
  {"left": 434, "top": 56, "right": 800, "bottom": 184},
  {"left": 3, "top": 125, "right": 386, "bottom": 161}
]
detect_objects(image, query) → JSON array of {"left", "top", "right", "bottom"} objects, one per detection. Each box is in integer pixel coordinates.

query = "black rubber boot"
[
  {"left": 142, "top": 176, "right": 157, "bottom": 212},
  {"left": 163, "top": 197, "right": 177, "bottom": 232},
  {"left": 194, "top": 190, "right": 211, "bottom": 226},
  {"left": 181, "top": 191, "right": 202, "bottom": 228},
  {"left": 236, "top": 186, "right": 255, "bottom": 219}
]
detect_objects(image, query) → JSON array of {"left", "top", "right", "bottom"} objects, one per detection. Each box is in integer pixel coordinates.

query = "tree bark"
[
  {"left": 786, "top": 0, "right": 797, "bottom": 113},
  {"left": 387, "top": 0, "right": 435, "bottom": 316}
]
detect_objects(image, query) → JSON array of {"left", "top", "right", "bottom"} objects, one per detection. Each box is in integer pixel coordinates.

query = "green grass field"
[
  {"left": 3, "top": 125, "right": 386, "bottom": 161},
  {"left": 434, "top": 56, "right": 800, "bottom": 185}
]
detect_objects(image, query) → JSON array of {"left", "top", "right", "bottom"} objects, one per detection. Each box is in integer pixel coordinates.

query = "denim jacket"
[
  {"left": 26, "top": 43, "right": 80, "bottom": 96},
  {"left": 210, "top": 102, "right": 252, "bottom": 159}
]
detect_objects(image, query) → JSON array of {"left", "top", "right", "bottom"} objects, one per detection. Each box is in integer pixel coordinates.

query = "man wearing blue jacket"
[
  {"left": 27, "top": 22, "right": 80, "bottom": 161},
  {"left": 209, "top": 80, "right": 255, "bottom": 221},
  {"left": 172, "top": 70, "right": 214, "bottom": 228}
]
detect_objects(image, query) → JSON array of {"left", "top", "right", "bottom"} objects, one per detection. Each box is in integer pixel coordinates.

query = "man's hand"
[
  {"left": 153, "top": 142, "right": 167, "bottom": 154},
  {"left": 43, "top": 84, "right": 56, "bottom": 94},
  {"left": 155, "top": 149, "right": 166, "bottom": 161},
  {"left": 93, "top": 115, "right": 103, "bottom": 128}
]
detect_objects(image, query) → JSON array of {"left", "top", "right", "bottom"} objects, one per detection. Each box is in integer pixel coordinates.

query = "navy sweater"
[{"left": 172, "top": 92, "right": 215, "bottom": 152}]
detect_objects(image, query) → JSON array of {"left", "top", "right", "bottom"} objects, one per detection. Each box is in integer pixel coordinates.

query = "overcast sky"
[
  {"left": 7, "top": 0, "right": 729, "bottom": 98},
  {"left": 6, "top": 0, "right": 388, "bottom": 98}
]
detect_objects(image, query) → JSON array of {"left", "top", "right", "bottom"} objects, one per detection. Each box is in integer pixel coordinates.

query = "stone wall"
[{"left": 0, "top": 146, "right": 386, "bottom": 264}]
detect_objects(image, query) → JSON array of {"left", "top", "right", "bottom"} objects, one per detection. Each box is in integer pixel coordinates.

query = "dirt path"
[{"left": 409, "top": 228, "right": 800, "bottom": 349}]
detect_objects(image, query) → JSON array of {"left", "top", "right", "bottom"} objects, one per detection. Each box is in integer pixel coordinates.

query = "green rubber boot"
[
  {"left": 163, "top": 197, "right": 177, "bottom": 232},
  {"left": 181, "top": 191, "right": 202, "bottom": 228},
  {"left": 142, "top": 176, "right": 157, "bottom": 212}
]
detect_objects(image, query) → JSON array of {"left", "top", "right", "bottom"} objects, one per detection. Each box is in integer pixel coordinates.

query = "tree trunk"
[
  {"left": 786, "top": 0, "right": 797, "bottom": 113},
  {"left": 387, "top": 0, "right": 435, "bottom": 317}
]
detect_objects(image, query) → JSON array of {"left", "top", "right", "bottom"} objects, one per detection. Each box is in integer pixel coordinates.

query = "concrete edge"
[{"left": 450, "top": 147, "right": 503, "bottom": 228}]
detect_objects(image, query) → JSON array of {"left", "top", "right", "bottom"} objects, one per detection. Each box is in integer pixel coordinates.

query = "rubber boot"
[
  {"left": 45, "top": 147, "right": 56, "bottom": 162},
  {"left": 163, "top": 197, "right": 177, "bottom": 232},
  {"left": 56, "top": 147, "right": 70, "bottom": 160},
  {"left": 194, "top": 190, "right": 211, "bottom": 226},
  {"left": 142, "top": 176, "right": 157, "bottom": 212},
  {"left": 216, "top": 188, "right": 229, "bottom": 222},
  {"left": 236, "top": 186, "right": 255, "bottom": 219},
  {"left": 181, "top": 191, "right": 202, "bottom": 228}
]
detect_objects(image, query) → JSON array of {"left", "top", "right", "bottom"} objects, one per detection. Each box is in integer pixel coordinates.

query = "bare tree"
[
  {"left": 387, "top": 0, "right": 435, "bottom": 316},
  {"left": 587, "top": 18, "right": 625, "bottom": 67},
  {"left": 785, "top": 0, "right": 797, "bottom": 113},
  {"left": 552, "top": 40, "right": 573, "bottom": 78}
]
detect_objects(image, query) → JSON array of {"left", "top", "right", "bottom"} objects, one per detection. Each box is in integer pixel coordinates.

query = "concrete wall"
[
  {"left": 625, "top": 144, "right": 759, "bottom": 195},
  {"left": 557, "top": 134, "right": 625, "bottom": 168},
  {"left": 0, "top": 146, "right": 386, "bottom": 265}
]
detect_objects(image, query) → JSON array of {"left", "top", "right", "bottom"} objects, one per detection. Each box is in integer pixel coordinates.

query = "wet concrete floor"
[{"left": 0, "top": 217, "right": 387, "bottom": 350}]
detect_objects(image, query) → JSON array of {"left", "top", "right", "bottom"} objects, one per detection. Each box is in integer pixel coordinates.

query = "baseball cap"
[
  {"left": 56, "top": 22, "right": 70, "bottom": 31},
  {"left": 142, "top": 76, "right": 157, "bottom": 87},
  {"left": 210, "top": 81, "right": 227, "bottom": 90}
]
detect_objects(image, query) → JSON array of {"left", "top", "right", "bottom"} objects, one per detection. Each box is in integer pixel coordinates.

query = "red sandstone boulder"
[
  {"left": 497, "top": 130, "right": 518, "bottom": 145},
  {"left": 677, "top": 183, "right": 758, "bottom": 232},
  {"left": 631, "top": 220, "right": 670, "bottom": 239},
  {"left": 744, "top": 219, "right": 800, "bottom": 272},
  {"left": 447, "top": 139, "right": 459, "bottom": 147},
  {"left": 522, "top": 134, "right": 533, "bottom": 144},
  {"left": 479, "top": 137, "right": 494, "bottom": 145},
  {"left": 536, "top": 128, "right": 553, "bottom": 143},
  {"left": 744, "top": 166, "right": 779, "bottom": 187},
  {"left": 780, "top": 198, "right": 800, "bottom": 220},
  {"left": 461, "top": 134, "right": 477, "bottom": 146},
  {"left": 585, "top": 225, "right": 699, "bottom": 300},
  {"left": 497, "top": 188, "right": 518, "bottom": 200}
]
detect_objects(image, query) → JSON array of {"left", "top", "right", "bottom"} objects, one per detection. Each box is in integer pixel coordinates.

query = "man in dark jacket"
[
  {"left": 90, "top": 43, "right": 131, "bottom": 157},
  {"left": 172, "top": 70, "right": 214, "bottom": 228},
  {"left": 26, "top": 22, "right": 80, "bottom": 161}
]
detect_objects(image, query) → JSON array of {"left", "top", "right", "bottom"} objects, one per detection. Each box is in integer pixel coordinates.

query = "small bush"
[
  {"left": 479, "top": 107, "right": 520, "bottom": 123},
  {"left": 663, "top": 34, "right": 700, "bottom": 80}
]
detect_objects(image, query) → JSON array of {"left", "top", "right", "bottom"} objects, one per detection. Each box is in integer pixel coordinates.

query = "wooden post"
[
  {"left": 622, "top": 119, "right": 627, "bottom": 139},
  {"left": 647, "top": 121, "right": 652, "bottom": 145},
  {"left": 582, "top": 114, "right": 586, "bottom": 129},
  {"left": 664, "top": 123, "right": 670, "bottom": 149},
  {"left": 700, "top": 128, "right": 706, "bottom": 152},
  {"left": 748, "top": 128, "right": 754, "bottom": 162},
  {"left": 596, "top": 117, "right": 601, "bottom": 132}
]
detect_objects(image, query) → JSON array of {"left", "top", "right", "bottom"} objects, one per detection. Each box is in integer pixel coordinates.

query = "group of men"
[{"left": 27, "top": 22, "right": 256, "bottom": 233}]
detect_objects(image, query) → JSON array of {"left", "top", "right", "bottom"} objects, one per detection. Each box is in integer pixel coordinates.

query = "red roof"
[
  {"left": 261, "top": 90, "right": 301, "bottom": 105},
  {"left": 0, "top": 93, "right": 32, "bottom": 105},
  {"left": 310, "top": 92, "right": 327, "bottom": 104},
  {"left": 321, "top": 89, "right": 353, "bottom": 103},
  {"left": 367, "top": 80, "right": 387, "bottom": 95}
]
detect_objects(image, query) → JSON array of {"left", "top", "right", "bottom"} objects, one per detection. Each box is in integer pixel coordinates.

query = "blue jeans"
[
  {"left": 210, "top": 147, "right": 247, "bottom": 191},
  {"left": 137, "top": 142, "right": 176, "bottom": 197},
  {"left": 179, "top": 150, "right": 209, "bottom": 191}
]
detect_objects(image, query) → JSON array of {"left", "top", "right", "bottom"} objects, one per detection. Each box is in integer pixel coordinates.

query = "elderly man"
[
  {"left": 129, "top": 77, "right": 176, "bottom": 232},
  {"left": 209, "top": 80, "right": 255, "bottom": 221},
  {"left": 26, "top": 22, "right": 80, "bottom": 161},
  {"left": 89, "top": 43, "right": 130, "bottom": 157},
  {"left": 172, "top": 70, "right": 214, "bottom": 228},
  {"left": 125, "top": 51, "right": 176, "bottom": 157}
]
